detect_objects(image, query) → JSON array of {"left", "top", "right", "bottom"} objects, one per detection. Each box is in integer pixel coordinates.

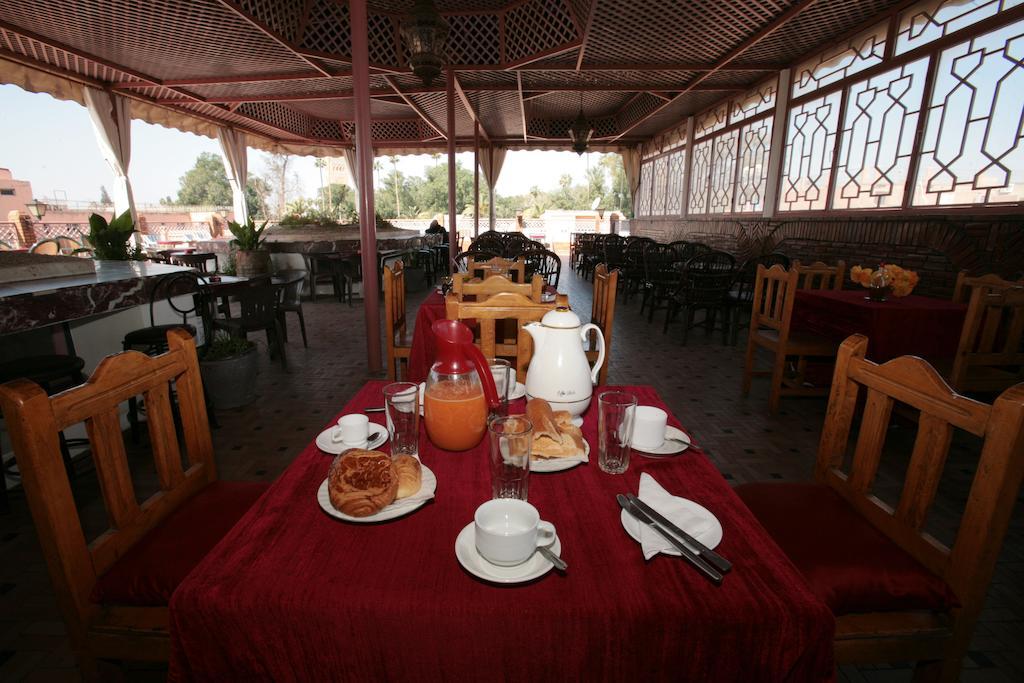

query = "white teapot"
[{"left": 524, "top": 307, "right": 605, "bottom": 416}]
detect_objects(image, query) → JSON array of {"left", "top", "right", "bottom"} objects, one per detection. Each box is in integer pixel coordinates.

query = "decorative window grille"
[
  {"left": 730, "top": 78, "right": 778, "bottom": 124},
  {"left": 913, "top": 18, "right": 1024, "bottom": 205},
  {"left": 896, "top": 0, "right": 1024, "bottom": 55},
  {"left": 695, "top": 103, "right": 728, "bottom": 139},
  {"left": 689, "top": 139, "right": 713, "bottom": 214},
  {"left": 735, "top": 117, "right": 774, "bottom": 213},
  {"left": 664, "top": 150, "right": 686, "bottom": 215},
  {"left": 636, "top": 163, "right": 653, "bottom": 216},
  {"left": 779, "top": 91, "right": 842, "bottom": 212},
  {"left": 650, "top": 155, "right": 669, "bottom": 215},
  {"left": 708, "top": 130, "right": 739, "bottom": 214},
  {"left": 792, "top": 23, "right": 887, "bottom": 98}
]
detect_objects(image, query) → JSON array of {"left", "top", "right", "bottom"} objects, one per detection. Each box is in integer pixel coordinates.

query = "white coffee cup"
[
  {"left": 474, "top": 499, "right": 555, "bottom": 566},
  {"left": 632, "top": 406, "right": 668, "bottom": 450},
  {"left": 334, "top": 413, "right": 369, "bottom": 444}
]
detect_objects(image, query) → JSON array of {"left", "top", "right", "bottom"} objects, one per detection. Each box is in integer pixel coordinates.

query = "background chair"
[
  {"left": 589, "top": 264, "right": 619, "bottom": 386},
  {"left": 792, "top": 259, "right": 846, "bottom": 290},
  {"left": 308, "top": 253, "right": 354, "bottom": 305},
  {"left": 736, "top": 334, "right": 1024, "bottom": 680},
  {"left": 383, "top": 261, "right": 411, "bottom": 380},
  {"left": 515, "top": 248, "right": 561, "bottom": 287},
  {"left": 212, "top": 284, "right": 287, "bottom": 370},
  {"left": 445, "top": 291, "right": 551, "bottom": 382},
  {"left": 452, "top": 249, "right": 499, "bottom": 273},
  {"left": 0, "top": 329, "right": 268, "bottom": 679},
  {"left": 274, "top": 270, "right": 308, "bottom": 348},
  {"left": 640, "top": 242, "right": 682, "bottom": 321},
  {"left": 664, "top": 250, "right": 736, "bottom": 344},
  {"left": 948, "top": 286, "right": 1024, "bottom": 394},
  {"left": 742, "top": 264, "right": 837, "bottom": 414},
  {"left": 451, "top": 272, "right": 544, "bottom": 303},
  {"left": 951, "top": 271, "right": 1024, "bottom": 303},
  {"left": 727, "top": 253, "right": 791, "bottom": 345}
]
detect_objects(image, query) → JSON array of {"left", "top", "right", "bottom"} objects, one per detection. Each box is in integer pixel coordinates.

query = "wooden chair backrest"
[
  {"left": 952, "top": 271, "right": 1024, "bottom": 304},
  {"left": 792, "top": 259, "right": 845, "bottom": 290},
  {"left": 589, "top": 264, "right": 619, "bottom": 385},
  {"left": 949, "top": 286, "right": 1024, "bottom": 393},
  {"left": 817, "top": 334, "right": 1024, "bottom": 623},
  {"left": 452, "top": 272, "right": 543, "bottom": 302},
  {"left": 445, "top": 291, "right": 553, "bottom": 382},
  {"left": 749, "top": 264, "right": 798, "bottom": 338},
  {"left": 0, "top": 329, "right": 216, "bottom": 630},
  {"left": 383, "top": 261, "right": 407, "bottom": 346},
  {"left": 467, "top": 255, "right": 526, "bottom": 282}
]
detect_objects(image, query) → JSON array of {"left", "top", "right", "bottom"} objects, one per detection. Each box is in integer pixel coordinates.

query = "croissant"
[
  {"left": 328, "top": 449, "right": 398, "bottom": 517},
  {"left": 526, "top": 399, "right": 585, "bottom": 458},
  {"left": 393, "top": 455, "right": 422, "bottom": 499}
]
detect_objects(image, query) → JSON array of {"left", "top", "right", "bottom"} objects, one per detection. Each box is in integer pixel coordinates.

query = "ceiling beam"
[
  {"left": 612, "top": 0, "right": 823, "bottom": 141},
  {"left": 575, "top": 1, "right": 599, "bottom": 71},
  {"left": 453, "top": 75, "right": 492, "bottom": 144},
  {"left": 214, "top": 0, "right": 331, "bottom": 77},
  {"left": 382, "top": 75, "right": 447, "bottom": 139},
  {"left": 517, "top": 62, "right": 785, "bottom": 72},
  {"left": 517, "top": 72, "right": 528, "bottom": 143},
  {"left": 113, "top": 70, "right": 349, "bottom": 88}
]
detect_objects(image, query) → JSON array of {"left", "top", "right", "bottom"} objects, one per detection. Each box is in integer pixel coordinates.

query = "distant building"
[
  {"left": 0, "top": 168, "right": 34, "bottom": 217},
  {"left": 326, "top": 157, "right": 354, "bottom": 189}
]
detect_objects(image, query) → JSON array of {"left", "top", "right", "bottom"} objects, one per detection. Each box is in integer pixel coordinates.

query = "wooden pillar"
[
  {"left": 473, "top": 121, "right": 480, "bottom": 238},
  {"left": 351, "top": 0, "right": 381, "bottom": 372},
  {"left": 488, "top": 146, "right": 496, "bottom": 231},
  {"left": 763, "top": 68, "right": 791, "bottom": 218},
  {"left": 447, "top": 68, "right": 458, "bottom": 271}
]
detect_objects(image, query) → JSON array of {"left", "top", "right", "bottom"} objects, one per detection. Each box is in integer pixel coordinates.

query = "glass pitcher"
[{"left": 424, "top": 320, "right": 500, "bottom": 451}]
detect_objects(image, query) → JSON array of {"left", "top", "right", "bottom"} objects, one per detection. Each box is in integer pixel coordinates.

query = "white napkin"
[{"left": 636, "top": 473, "right": 712, "bottom": 560}]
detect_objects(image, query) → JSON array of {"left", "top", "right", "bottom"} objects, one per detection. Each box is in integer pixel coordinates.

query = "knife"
[
  {"left": 617, "top": 495, "right": 723, "bottom": 585},
  {"left": 626, "top": 494, "right": 732, "bottom": 574}
]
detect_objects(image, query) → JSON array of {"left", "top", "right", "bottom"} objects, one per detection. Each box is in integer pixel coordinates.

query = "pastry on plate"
[
  {"left": 526, "top": 398, "right": 585, "bottom": 458},
  {"left": 392, "top": 454, "right": 422, "bottom": 499},
  {"left": 327, "top": 449, "right": 398, "bottom": 517}
]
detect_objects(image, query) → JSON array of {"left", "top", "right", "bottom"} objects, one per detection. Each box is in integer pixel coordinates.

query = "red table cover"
[
  {"left": 407, "top": 290, "right": 447, "bottom": 383},
  {"left": 168, "top": 383, "right": 835, "bottom": 682},
  {"left": 791, "top": 290, "right": 966, "bottom": 362}
]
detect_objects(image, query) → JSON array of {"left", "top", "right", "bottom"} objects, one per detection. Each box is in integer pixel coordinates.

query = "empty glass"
[
  {"left": 488, "top": 416, "right": 533, "bottom": 500},
  {"left": 383, "top": 382, "right": 419, "bottom": 459},
  {"left": 598, "top": 391, "right": 637, "bottom": 474},
  {"left": 487, "top": 358, "right": 513, "bottom": 417}
]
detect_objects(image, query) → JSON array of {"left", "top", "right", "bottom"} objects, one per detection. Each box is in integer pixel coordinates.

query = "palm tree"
[
  {"left": 314, "top": 158, "right": 327, "bottom": 213},
  {"left": 389, "top": 155, "right": 401, "bottom": 217},
  {"left": 430, "top": 152, "right": 441, "bottom": 169}
]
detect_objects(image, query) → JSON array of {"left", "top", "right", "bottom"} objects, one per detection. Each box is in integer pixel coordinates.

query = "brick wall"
[{"left": 629, "top": 215, "right": 1024, "bottom": 298}]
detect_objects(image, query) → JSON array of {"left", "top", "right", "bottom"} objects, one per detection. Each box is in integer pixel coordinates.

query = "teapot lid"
[{"left": 540, "top": 306, "right": 581, "bottom": 329}]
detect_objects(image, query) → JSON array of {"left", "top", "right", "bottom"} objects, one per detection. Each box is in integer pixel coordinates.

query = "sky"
[{"left": 0, "top": 84, "right": 599, "bottom": 206}]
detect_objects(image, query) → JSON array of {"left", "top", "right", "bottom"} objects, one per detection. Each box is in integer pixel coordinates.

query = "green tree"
[
  {"left": 375, "top": 170, "right": 416, "bottom": 219},
  {"left": 413, "top": 161, "right": 475, "bottom": 216},
  {"left": 170, "top": 152, "right": 266, "bottom": 218},
  {"left": 601, "top": 153, "right": 632, "bottom": 216},
  {"left": 318, "top": 183, "right": 357, "bottom": 222},
  {"left": 586, "top": 165, "right": 607, "bottom": 205}
]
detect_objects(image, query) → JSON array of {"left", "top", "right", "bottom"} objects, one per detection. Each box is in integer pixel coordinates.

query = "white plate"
[
  {"left": 619, "top": 495, "right": 722, "bottom": 554},
  {"left": 316, "top": 463, "right": 437, "bottom": 523},
  {"left": 454, "top": 523, "right": 561, "bottom": 584},
  {"left": 315, "top": 423, "right": 388, "bottom": 455},
  {"left": 530, "top": 440, "right": 589, "bottom": 473},
  {"left": 631, "top": 426, "right": 691, "bottom": 457}
]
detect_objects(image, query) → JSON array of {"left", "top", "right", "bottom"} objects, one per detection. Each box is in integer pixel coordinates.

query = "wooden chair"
[
  {"left": 742, "top": 264, "right": 838, "bottom": 414},
  {"left": 948, "top": 286, "right": 1024, "bottom": 394},
  {"left": 452, "top": 272, "right": 544, "bottom": 303},
  {"left": 951, "top": 270, "right": 1024, "bottom": 304},
  {"left": 792, "top": 259, "right": 846, "bottom": 290},
  {"left": 446, "top": 291, "right": 553, "bottom": 382},
  {"left": 589, "top": 264, "right": 619, "bottom": 385},
  {"left": 467, "top": 255, "right": 526, "bottom": 283},
  {"left": 383, "top": 261, "right": 411, "bottom": 380},
  {"left": 736, "top": 334, "right": 1024, "bottom": 680},
  {"left": 0, "top": 329, "right": 268, "bottom": 679}
]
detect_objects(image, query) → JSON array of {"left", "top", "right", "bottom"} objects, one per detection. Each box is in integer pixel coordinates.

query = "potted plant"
[
  {"left": 86, "top": 210, "right": 144, "bottom": 260},
  {"left": 199, "top": 333, "right": 259, "bottom": 409},
  {"left": 228, "top": 216, "right": 271, "bottom": 277}
]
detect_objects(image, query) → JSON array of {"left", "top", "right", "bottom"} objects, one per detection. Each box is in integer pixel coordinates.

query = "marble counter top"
[{"left": 0, "top": 260, "right": 195, "bottom": 336}]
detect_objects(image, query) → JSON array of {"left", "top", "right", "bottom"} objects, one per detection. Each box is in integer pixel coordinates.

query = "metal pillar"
[
  {"left": 488, "top": 146, "right": 496, "bottom": 231},
  {"left": 351, "top": 0, "right": 381, "bottom": 372},
  {"left": 447, "top": 68, "right": 458, "bottom": 271},
  {"left": 473, "top": 121, "right": 480, "bottom": 238}
]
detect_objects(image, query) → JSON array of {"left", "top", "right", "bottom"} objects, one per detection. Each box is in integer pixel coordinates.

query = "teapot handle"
[
  {"left": 580, "top": 323, "right": 605, "bottom": 385},
  {"left": 462, "top": 341, "right": 500, "bottom": 412}
]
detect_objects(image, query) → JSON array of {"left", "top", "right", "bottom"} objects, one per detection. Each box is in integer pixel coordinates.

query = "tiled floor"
[{"left": 1, "top": 266, "right": 1021, "bottom": 681}]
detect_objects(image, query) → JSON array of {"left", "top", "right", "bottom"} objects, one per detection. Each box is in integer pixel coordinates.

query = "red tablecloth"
[
  {"left": 407, "top": 290, "right": 447, "bottom": 383},
  {"left": 168, "top": 382, "right": 834, "bottom": 682},
  {"left": 791, "top": 290, "right": 967, "bottom": 362}
]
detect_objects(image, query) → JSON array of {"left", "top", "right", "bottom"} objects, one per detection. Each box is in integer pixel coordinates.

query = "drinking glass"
[
  {"left": 487, "top": 416, "right": 533, "bottom": 501},
  {"left": 598, "top": 391, "right": 637, "bottom": 474},
  {"left": 487, "top": 358, "right": 512, "bottom": 417},
  {"left": 383, "top": 382, "right": 419, "bottom": 459}
]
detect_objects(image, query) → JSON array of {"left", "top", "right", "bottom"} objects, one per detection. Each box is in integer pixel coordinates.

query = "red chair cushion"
[
  {"left": 734, "top": 482, "right": 959, "bottom": 616},
  {"left": 91, "top": 481, "right": 268, "bottom": 606}
]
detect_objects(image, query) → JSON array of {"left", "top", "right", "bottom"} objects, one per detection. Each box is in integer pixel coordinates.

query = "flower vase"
[{"left": 867, "top": 285, "right": 891, "bottom": 302}]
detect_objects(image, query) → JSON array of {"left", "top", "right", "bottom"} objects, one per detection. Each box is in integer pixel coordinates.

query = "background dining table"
[
  {"left": 167, "top": 382, "right": 835, "bottom": 682},
  {"left": 406, "top": 289, "right": 447, "bottom": 383},
  {"left": 790, "top": 289, "right": 967, "bottom": 362}
]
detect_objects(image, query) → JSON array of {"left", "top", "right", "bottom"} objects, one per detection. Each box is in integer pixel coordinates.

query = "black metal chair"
[
  {"left": 579, "top": 234, "right": 608, "bottom": 280},
  {"left": 515, "top": 248, "right": 562, "bottom": 287},
  {"left": 603, "top": 234, "right": 628, "bottom": 274},
  {"left": 641, "top": 242, "right": 682, "bottom": 320},
  {"left": 620, "top": 237, "right": 653, "bottom": 302},
  {"left": 452, "top": 249, "right": 500, "bottom": 272},
  {"left": 213, "top": 284, "right": 288, "bottom": 370},
  {"left": 171, "top": 252, "right": 219, "bottom": 273},
  {"left": 726, "top": 252, "right": 791, "bottom": 345},
  {"left": 665, "top": 250, "right": 737, "bottom": 345},
  {"left": 274, "top": 270, "right": 308, "bottom": 348},
  {"left": 672, "top": 241, "right": 712, "bottom": 262},
  {"left": 308, "top": 253, "right": 354, "bottom": 305},
  {"left": 468, "top": 235, "right": 504, "bottom": 254}
]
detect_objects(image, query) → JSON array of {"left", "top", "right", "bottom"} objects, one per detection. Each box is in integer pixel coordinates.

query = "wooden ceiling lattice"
[{"left": 502, "top": 0, "right": 579, "bottom": 63}]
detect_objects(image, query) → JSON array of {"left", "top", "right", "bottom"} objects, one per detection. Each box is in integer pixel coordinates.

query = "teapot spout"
[{"left": 524, "top": 322, "right": 546, "bottom": 351}]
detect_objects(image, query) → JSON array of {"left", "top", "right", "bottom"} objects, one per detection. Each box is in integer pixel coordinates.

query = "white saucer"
[
  {"left": 530, "top": 440, "right": 589, "bottom": 472},
  {"left": 620, "top": 495, "right": 722, "bottom": 554},
  {"left": 316, "top": 463, "right": 437, "bottom": 523},
  {"left": 316, "top": 423, "right": 388, "bottom": 455},
  {"left": 454, "top": 523, "right": 562, "bottom": 584},
  {"left": 631, "top": 426, "right": 691, "bottom": 457}
]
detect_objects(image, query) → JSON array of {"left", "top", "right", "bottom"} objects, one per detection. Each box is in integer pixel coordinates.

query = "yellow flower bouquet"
[{"left": 850, "top": 264, "right": 919, "bottom": 300}]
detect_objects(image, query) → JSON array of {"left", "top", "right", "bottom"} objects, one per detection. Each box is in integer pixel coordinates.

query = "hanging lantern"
[
  {"left": 400, "top": 0, "right": 449, "bottom": 88},
  {"left": 25, "top": 198, "right": 47, "bottom": 220},
  {"left": 568, "top": 96, "right": 593, "bottom": 155}
]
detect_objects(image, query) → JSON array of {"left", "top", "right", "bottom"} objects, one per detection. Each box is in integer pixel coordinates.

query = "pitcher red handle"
[{"left": 462, "top": 341, "right": 500, "bottom": 411}]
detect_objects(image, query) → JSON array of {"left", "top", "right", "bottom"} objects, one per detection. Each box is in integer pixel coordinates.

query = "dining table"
[
  {"left": 168, "top": 381, "right": 835, "bottom": 682},
  {"left": 790, "top": 289, "right": 967, "bottom": 362}
]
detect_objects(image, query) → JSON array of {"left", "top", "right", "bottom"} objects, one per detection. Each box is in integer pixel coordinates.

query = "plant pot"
[
  {"left": 200, "top": 345, "right": 259, "bottom": 409},
  {"left": 235, "top": 249, "right": 272, "bottom": 278}
]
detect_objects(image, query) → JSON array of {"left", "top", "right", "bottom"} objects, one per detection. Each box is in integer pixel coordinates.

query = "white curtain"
[
  {"left": 479, "top": 145, "right": 507, "bottom": 230},
  {"left": 620, "top": 146, "right": 642, "bottom": 214},
  {"left": 84, "top": 87, "right": 138, "bottom": 239},
  {"left": 342, "top": 147, "right": 359, "bottom": 193},
  {"left": 218, "top": 127, "right": 249, "bottom": 225}
]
